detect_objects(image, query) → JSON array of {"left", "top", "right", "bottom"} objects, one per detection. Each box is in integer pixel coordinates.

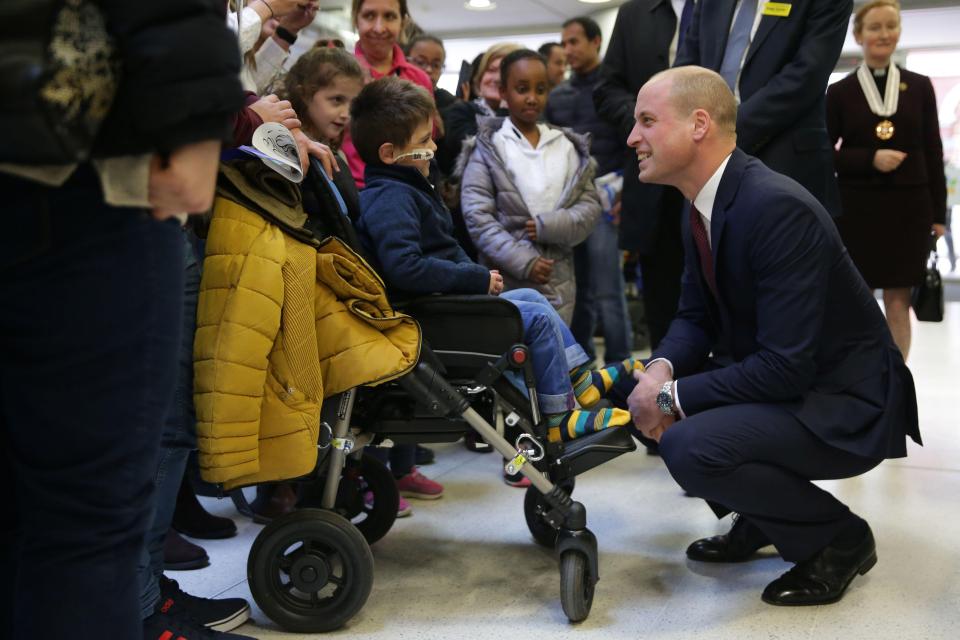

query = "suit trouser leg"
[
  {"left": 658, "top": 403, "right": 882, "bottom": 562},
  {"left": 570, "top": 241, "right": 597, "bottom": 362},
  {"left": 638, "top": 208, "right": 683, "bottom": 350}
]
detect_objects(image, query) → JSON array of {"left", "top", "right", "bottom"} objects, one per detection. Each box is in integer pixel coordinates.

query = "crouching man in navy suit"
[{"left": 619, "top": 66, "right": 921, "bottom": 606}]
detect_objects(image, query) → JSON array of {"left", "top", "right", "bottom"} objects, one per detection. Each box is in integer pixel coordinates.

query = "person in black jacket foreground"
[{"left": 0, "top": 2, "right": 245, "bottom": 639}]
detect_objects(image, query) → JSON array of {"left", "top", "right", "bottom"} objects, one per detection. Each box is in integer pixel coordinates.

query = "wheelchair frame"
[
  {"left": 234, "top": 159, "right": 636, "bottom": 632},
  {"left": 244, "top": 329, "right": 637, "bottom": 632}
]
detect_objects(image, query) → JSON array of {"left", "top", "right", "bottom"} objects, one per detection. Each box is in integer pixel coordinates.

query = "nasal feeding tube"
[{"left": 394, "top": 149, "right": 435, "bottom": 162}]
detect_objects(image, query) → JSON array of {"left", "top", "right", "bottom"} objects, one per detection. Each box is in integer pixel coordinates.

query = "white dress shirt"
[
  {"left": 668, "top": 0, "right": 691, "bottom": 66},
  {"left": 692, "top": 153, "right": 733, "bottom": 248}
]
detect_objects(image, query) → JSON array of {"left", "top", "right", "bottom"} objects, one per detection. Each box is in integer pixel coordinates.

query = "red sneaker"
[
  {"left": 396, "top": 468, "right": 444, "bottom": 500},
  {"left": 503, "top": 471, "right": 531, "bottom": 488},
  {"left": 365, "top": 491, "right": 413, "bottom": 517}
]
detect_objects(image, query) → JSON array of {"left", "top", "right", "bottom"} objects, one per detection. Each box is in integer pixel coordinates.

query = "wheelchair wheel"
[
  {"left": 559, "top": 550, "right": 594, "bottom": 623},
  {"left": 248, "top": 508, "right": 373, "bottom": 633},
  {"left": 336, "top": 453, "right": 398, "bottom": 545},
  {"left": 523, "top": 479, "right": 575, "bottom": 547}
]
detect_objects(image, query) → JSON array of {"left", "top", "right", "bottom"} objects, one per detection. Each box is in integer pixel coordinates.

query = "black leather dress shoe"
[
  {"left": 762, "top": 526, "right": 877, "bottom": 606},
  {"left": 686, "top": 515, "right": 772, "bottom": 562}
]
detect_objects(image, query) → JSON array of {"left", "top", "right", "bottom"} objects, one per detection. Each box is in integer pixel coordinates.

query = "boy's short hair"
[
  {"left": 350, "top": 76, "right": 435, "bottom": 166},
  {"left": 500, "top": 49, "right": 547, "bottom": 90}
]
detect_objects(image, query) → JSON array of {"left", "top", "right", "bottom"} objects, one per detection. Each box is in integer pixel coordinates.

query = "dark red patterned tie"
[{"left": 690, "top": 204, "right": 717, "bottom": 298}]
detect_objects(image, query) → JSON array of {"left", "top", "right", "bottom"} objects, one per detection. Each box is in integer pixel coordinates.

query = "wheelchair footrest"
[{"left": 553, "top": 427, "right": 636, "bottom": 480}]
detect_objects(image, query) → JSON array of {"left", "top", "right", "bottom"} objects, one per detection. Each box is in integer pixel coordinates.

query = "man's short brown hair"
[
  {"left": 654, "top": 66, "right": 738, "bottom": 137},
  {"left": 350, "top": 76, "right": 434, "bottom": 166}
]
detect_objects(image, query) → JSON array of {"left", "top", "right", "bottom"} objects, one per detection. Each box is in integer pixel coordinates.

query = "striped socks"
[
  {"left": 570, "top": 358, "right": 645, "bottom": 409},
  {"left": 546, "top": 407, "right": 633, "bottom": 443}
]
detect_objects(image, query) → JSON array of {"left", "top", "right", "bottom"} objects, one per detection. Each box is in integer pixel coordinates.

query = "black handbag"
[
  {"left": 0, "top": 0, "right": 118, "bottom": 164},
  {"left": 912, "top": 250, "right": 944, "bottom": 323}
]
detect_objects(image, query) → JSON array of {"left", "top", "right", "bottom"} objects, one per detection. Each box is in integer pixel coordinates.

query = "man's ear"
[
  {"left": 691, "top": 109, "right": 710, "bottom": 142},
  {"left": 592, "top": 36, "right": 602, "bottom": 53},
  {"left": 378, "top": 142, "right": 396, "bottom": 165}
]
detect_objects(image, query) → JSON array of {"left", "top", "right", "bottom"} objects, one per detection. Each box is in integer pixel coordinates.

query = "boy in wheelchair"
[{"left": 350, "top": 76, "right": 639, "bottom": 443}]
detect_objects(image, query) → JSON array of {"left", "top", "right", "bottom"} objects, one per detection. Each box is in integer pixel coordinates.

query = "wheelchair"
[{"left": 225, "top": 161, "right": 638, "bottom": 632}]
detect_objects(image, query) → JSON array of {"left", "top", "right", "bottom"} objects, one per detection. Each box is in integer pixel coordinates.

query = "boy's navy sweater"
[{"left": 358, "top": 164, "right": 490, "bottom": 298}]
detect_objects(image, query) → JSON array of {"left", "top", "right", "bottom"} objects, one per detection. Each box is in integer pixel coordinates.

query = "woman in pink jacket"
[{"left": 341, "top": 0, "right": 435, "bottom": 188}]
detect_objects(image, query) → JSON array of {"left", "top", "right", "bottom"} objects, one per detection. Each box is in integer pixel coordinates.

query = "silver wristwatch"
[{"left": 656, "top": 381, "right": 675, "bottom": 415}]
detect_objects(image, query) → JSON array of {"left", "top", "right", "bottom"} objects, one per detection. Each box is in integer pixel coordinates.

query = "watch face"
[{"left": 656, "top": 385, "right": 673, "bottom": 414}]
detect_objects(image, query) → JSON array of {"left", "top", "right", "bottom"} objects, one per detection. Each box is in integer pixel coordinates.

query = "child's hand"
[
  {"left": 529, "top": 258, "right": 554, "bottom": 284},
  {"left": 525, "top": 219, "right": 538, "bottom": 241},
  {"left": 488, "top": 270, "right": 504, "bottom": 295}
]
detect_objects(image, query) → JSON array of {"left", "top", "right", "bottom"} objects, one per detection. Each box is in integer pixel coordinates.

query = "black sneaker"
[
  {"left": 159, "top": 576, "right": 251, "bottom": 632},
  {"left": 143, "top": 596, "right": 255, "bottom": 639}
]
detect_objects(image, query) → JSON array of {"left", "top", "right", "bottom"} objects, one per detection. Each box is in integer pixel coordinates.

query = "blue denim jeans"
[
  {"left": 570, "top": 217, "right": 633, "bottom": 363},
  {"left": 0, "top": 167, "right": 183, "bottom": 640},
  {"left": 501, "top": 289, "right": 590, "bottom": 414},
  {"left": 138, "top": 228, "right": 203, "bottom": 618}
]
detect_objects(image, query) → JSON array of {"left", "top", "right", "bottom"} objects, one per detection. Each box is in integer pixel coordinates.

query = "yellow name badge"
[{"left": 762, "top": 2, "right": 792, "bottom": 17}]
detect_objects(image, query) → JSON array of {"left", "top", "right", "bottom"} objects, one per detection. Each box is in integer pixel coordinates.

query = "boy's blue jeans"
[{"left": 501, "top": 289, "right": 590, "bottom": 415}]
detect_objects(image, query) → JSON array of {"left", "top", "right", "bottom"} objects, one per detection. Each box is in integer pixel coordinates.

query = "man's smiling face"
[{"left": 627, "top": 77, "right": 696, "bottom": 188}]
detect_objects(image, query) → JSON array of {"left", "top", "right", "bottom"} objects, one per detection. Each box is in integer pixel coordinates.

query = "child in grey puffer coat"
[{"left": 458, "top": 113, "right": 601, "bottom": 324}]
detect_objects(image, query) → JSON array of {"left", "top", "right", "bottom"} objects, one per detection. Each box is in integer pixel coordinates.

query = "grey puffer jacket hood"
[{"left": 457, "top": 116, "right": 600, "bottom": 323}]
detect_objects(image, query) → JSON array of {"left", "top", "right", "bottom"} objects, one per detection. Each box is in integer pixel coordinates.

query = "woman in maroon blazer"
[{"left": 827, "top": 0, "right": 947, "bottom": 361}]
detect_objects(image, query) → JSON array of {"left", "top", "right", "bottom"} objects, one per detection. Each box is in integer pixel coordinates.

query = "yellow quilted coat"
[{"left": 194, "top": 196, "right": 421, "bottom": 490}]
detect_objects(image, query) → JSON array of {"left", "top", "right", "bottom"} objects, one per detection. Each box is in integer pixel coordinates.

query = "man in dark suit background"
[
  {"left": 621, "top": 66, "right": 920, "bottom": 605},
  {"left": 594, "top": 0, "right": 694, "bottom": 350},
  {"left": 675, "top": 0, "right": 851, "bottom": 216}
]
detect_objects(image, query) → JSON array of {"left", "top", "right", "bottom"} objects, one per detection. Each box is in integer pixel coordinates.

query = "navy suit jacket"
[
  {"left": 653, "top": 150, "right": 920, "bottom": 460},
  {"left": 675, "top": 0, "right": 850, "bottom": 217}
]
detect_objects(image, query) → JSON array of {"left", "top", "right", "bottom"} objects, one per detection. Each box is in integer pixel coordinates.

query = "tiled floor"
[{"left": 176, "top": 303, "right": 960, "bottom": 640}]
